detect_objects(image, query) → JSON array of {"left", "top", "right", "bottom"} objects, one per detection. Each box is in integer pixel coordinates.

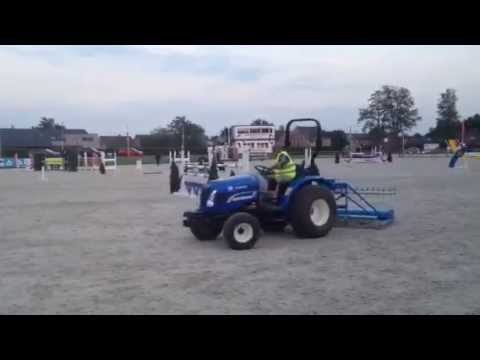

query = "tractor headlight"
[{"left": 206, "top": 190, "right": 217, "bottom": 207}]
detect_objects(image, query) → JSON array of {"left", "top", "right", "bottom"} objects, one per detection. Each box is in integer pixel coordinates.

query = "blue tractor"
[{"left": 183, "top": 118, "right": 394, "bottom": 250}]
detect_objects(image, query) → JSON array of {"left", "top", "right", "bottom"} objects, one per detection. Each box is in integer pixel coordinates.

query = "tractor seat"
[{"left": 294, "top": 163, "right": 304, "bottom": 180}]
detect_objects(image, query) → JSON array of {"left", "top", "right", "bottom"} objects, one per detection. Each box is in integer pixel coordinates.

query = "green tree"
[
  {"left": 437, "top": 88, "right": 460, "bottom": 124},
  {"left": 167, "top": 116, "right": 207, "bottom": 152},
  {"left": 437, "top": 88, "right": 460, "bottom": 139},
  {"left": 330, "top": 130, "right": 348, "bottom": 151},
  {"left": 358, "top": 85, "right": 421, "bottom": 145},
  {"left": 464, "top": 114, "right": 480, "bottom": 131},
  {"left": 368, "top": 127, "right": 388, "bottom": 147},
  {"left": 142, "top": 128, "right": 175, "bottom": 155},
  {"left": 218, "top": 127, "right": 231, "bottom": 144},
  {"left": 251, "top": 118, "right": 273, "bottom": 126},
  {"left": 37, "top": 117, "right": 56, "bottom": 129},
  {"left": 149, "top": 117, "right": 207, "bottom": 154},
  {"left": 428, "top": 89, "right": 461, "bottom": 143},
  {"left": 209, "top": 135, "right": 220, "bottom": 144},
  {"left": 36, "top": 117, "right": 65, "bottom": 131}
]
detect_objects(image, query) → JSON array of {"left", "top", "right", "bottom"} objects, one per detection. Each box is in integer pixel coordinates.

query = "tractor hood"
[
  {"left": 199, "top": 174, "right": 262, "bottom": 213},
  {"left": 207, "top": 174, "right": 260, "bottom": 193}
]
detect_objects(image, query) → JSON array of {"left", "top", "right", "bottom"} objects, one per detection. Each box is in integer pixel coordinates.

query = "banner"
[
  {"left": 45, "top": 157, "right": 64, "bottom": 167},
  {"left": 0, "top": 158, "right": 32, "bottom": 169}
]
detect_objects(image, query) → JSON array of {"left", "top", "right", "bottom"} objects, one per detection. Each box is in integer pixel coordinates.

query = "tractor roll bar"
[{"left": 284, "top": 118, "right": 322, "bottom": 152}]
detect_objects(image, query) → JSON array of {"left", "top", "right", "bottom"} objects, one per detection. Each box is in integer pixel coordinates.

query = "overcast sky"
[{"left": 0, "top": 45, "right": 479, "bottom": 136}]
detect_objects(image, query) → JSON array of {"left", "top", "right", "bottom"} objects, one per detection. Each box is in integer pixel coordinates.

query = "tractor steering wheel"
[{"left": 255, "top": 165, "right": 273, "bottom": 176}]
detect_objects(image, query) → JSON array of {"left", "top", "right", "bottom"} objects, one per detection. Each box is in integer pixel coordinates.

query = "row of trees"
[
  {"left": 142, "top": 116, "right": 208, "bottom": 154},
  {"left": 34, "top": 85, "right": 475, "bottom": 155},
  {"left": 141, "top": 117, "right": 349, "bottom": 154},
  {"left": 357, "top": 85, "right": 476, "bottom": 147},
  {"left": 144, "top": 117, "right": 280, "bottom": 154}
]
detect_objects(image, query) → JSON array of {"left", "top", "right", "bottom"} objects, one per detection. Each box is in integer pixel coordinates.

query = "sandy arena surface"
[{"left": 1, "top": 157, "right": 480, "bottom": 314}]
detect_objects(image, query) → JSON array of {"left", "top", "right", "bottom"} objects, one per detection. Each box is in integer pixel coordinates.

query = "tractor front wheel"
[
  {"left": 223, "top": 212, "right": 261, "bottom": 250},
  {"left": 290, "top": 185, "right": 336, "bottom": 238},
  {"left": 190, "top": 218, "right": 222, "bottom": 241}
]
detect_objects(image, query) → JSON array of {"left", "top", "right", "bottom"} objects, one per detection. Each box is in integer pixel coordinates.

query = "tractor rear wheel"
[
  {"left": 223, "top": 212, "right": 261, "bottom": 250},
  {"left": 290, "top": 184, "right": 336, "bottom": 238},
  {"left": 190, "top": 218, "right": 222, "bottom": 241}
]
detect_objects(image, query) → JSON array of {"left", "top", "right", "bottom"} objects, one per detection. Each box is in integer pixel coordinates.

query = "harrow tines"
[{"left": 353, "top": 186, "right": 397, "bottom": 196}]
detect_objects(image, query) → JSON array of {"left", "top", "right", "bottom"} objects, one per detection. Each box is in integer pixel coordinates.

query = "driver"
[{"left": 266, "top": 148, "right": 296, "bottom": 197}]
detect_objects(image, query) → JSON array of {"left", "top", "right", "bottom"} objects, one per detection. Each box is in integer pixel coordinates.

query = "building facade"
[
  {"left": 64, "top": 132, "right": 100, "bottom": 149},
  {"left": 349, "top": 133, "right": 375, "bottom": 152},
  {"left": 0, "top": 128, "right": 98, "bottom": 156},
  {"left": 275, "top": 127, "right": 332, "bottom": 150}
]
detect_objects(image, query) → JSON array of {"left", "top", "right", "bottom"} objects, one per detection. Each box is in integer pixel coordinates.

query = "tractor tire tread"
[
  {"left": 223, "top": 212, "right": 261, "bottom": 250},
  {"left": 290, "top": 184, "right": 336, "bottom": 238}
]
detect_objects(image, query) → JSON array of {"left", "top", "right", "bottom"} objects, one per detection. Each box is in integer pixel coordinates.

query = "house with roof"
[
  {"left": 274, "top": 126, "right": 332, "bottom": 150},
  {"left": 0, "top": 128, "right": 100, "bottom": 158},
  {"left": 294, "top": 126, "right": 332, "bottom": 148},
  {"left": 0, "top": 128, "right": 55, "bottom": 157},
  {"left": 464, "top": 128, "right": 480, "bottom": 149},
  {"left": 348, "top": 133, "right": 375, "bottom": 152},
  {"left": 63, "top": 130, "right": 100, "bottom": 149}
]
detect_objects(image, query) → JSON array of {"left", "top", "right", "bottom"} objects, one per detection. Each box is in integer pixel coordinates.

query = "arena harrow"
[{"left": 330, "top": 181, "right": 396, "bottom": 229}]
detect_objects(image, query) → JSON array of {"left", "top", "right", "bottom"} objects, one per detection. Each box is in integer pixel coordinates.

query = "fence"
[
  {"left": 77, "top": 152, "right": 117, "bottom": 170},
  {"left": 398, "top": 153, "right": 450, "bottom": 158}
]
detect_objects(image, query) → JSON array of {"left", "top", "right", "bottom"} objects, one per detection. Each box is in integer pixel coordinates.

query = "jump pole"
[
  {"left": 304, "top": 147, "right": 312, "bottom": 166},
  {"left": 112, "top": 152, "right": 118, "bottom": 176},
  {"left": 181, "top": 150, "right": 186, "bottom": 176},
  {"left": 238, "top": 147, "right": 250, "bottom": 173},
  {"left": 41, "top": 165, "right": 47, "bottom": 181},
  {"left": 207, "top": 146, "right": 212, "bottom": 167}
]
